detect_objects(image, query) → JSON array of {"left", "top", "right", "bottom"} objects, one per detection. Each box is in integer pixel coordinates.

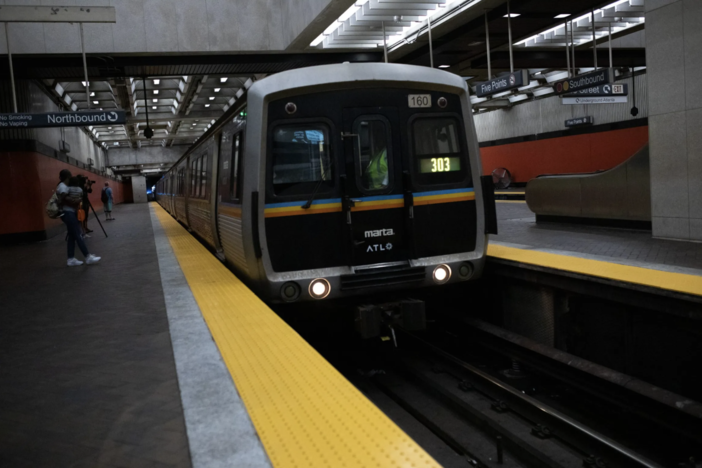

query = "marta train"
[{"left": 156, "top": 63, "right": 496, "bottom": 307}]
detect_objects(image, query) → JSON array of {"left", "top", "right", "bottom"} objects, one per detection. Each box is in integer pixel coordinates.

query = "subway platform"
[
  {"left": 0, "top": 203, "right": 440, "bottom": 468},
  {"left": 491, "top": 202, "right": 702, "bottom": 298}
]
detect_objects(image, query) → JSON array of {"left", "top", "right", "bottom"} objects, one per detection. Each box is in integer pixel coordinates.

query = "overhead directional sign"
[
  {"left": 565, "top": 116, "right": 594, "bottom": 127},
  {"left": 553, "top": 68, "right": 614, "bottom": 95},
  {"left": 565, "top": 83, "right": 628, "bottom": 97},
  {"left": 562, "top": 96, "right": 628, "bottom": 105},
  {"left": 475, "top": 70, "right": 530, "bottom": 98},
  {"left": 0, "top": 110, "right": 126, "bottom": 129}
]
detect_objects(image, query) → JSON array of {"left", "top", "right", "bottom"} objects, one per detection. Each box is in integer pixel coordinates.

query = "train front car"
[{"left": 247, "top": 63, "right": 490, "bottom": 306}]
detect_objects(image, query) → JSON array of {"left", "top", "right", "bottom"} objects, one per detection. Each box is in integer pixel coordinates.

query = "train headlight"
[
  {"left": 280, "top": 282, "right": 301, "bottom": 302},
  {"left": 309, "top": 278, "right": 331, "bottom": 299},
  {"left": 432, "top": 264, "right": 452, "bottom": 284}
]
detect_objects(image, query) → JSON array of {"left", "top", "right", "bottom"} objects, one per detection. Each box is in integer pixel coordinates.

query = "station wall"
[
  {"left": 0, "top": 143, "right": 128, "bottom": 243},
  {"left": 473, "top": 73, "right": 647, "bottom": 142},
  {"left": 0, "top": 80, "right": 109, "bottom": 173},
  {"left": 480, "top": 124, "right": 649, "bottom": 184}
]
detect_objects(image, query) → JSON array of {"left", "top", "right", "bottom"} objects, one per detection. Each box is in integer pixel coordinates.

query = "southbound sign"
[
  {"left": 0, "top": 110, "right": 126, "bottom": 128},
  {"left": 475, "top": 70, "right": 529, "bottom": 98},
  {"left": 552, "top": 68, "right": 614, "bottom": 95},
  {"left": 565, "top": 83, "right": 628, "bottom": 97}
]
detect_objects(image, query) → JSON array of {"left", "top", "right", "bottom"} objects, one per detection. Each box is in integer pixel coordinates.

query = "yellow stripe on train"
[{"left": 414, "top": 192, "right": 475, "bottom": 206}]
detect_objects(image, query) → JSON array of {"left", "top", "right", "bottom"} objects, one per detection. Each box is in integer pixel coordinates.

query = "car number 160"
[{"left": 408, "top": 94, "right": 432, "bottom": 108}]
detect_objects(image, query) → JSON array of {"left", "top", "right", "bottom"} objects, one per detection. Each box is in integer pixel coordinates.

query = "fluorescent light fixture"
[
  {"left": 108, "top": 127, "right": 112, "bottom": 130},
  {"left": 113, "top": 142, "right": 119, "bottom": 146},
  {"left": 192, "top": 123, "right": 197, "bottom": 126},
  {"left": 554, "top": 13, "right": 570, "bottom": 18},
  {"left": 153, "top": 90, "right": 159, "bottom": 95},
  {"left": 438, "top": 65, "right": 451, "bottom": 69},
  {"left": 93, "top": 100, "right": 99, "bottom": 104},
  {"left": 205, "top": 104, "right": 210, "bottom": 107},
  {"left": 504, "top": 13, "right": 520, "bottom": 18},
  {"left": 310, "top": 33, "right": 325, "bottom": 46},
  {"left": 220, "top": 77, "right": 228, "bottom": 83},
  {"left": 152, "top": 106, "right": 157, "bottom": 109},
  {"left": 90, "top": 92, "right": 95, "bottom": 97},
  {"left": 209, "top": 96, "right": 215, "bottom": 100},
  {"left": 82, "top": 81, "right": 87, "bottom": 86},
  {"left": 214, "top": 88, "right": 221, "bottom": 92},
  {"left": 153, "top": 79, "right": 160, "bottom": 85},
  {"left": 152, "top": 98, "right": 158, "bottom": 103}
]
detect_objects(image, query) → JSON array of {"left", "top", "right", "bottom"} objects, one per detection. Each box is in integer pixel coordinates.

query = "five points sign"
[
  {"left": 475, "top": 70, "right": 529, "bottom": 98},
  {"left": 0, "top": 110, "right": 126, "bottom": 129},
  {"left": 552, "top": 69, "right": 614, "bottom": 95}
]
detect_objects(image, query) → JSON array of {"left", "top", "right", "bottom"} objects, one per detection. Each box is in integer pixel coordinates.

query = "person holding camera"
[{"left": 56, "top": 169, "right": 101, "bottom": 267}]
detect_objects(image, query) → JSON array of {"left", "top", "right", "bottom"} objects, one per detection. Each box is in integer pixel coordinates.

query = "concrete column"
[
  {"left": 131, "top": 176, "right": 148, "bottom": 204},
  {"left": 646, "top": 0, "right": 702, "bottom": 240}
]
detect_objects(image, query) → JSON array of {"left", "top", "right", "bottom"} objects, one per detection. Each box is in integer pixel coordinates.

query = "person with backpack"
[
  {"left": 54, "top": 169, "right": 101, "bottom": 267},
  {"left": 101, "top": 182, "right": 115, "bottom": 221}
]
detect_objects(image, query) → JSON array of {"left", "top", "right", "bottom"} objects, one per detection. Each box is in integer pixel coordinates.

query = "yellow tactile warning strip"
[
  {"left": 488, "top": 244, "right": 702, "bottom": 297},
  {"left": 153, "top": 205, "right": 440, "bottom": 468}
]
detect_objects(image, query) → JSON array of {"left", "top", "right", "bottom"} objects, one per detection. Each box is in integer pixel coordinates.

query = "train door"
[{"left": 342, "top": 107, "right": 409, "bottom": 266}]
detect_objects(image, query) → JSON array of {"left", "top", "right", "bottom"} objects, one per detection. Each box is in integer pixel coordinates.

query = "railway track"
[{"left": 315, "top": 318, "right": 702, "bottom": 468}]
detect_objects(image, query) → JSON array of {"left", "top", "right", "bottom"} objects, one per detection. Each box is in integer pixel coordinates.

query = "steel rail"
[{"left": 401, "top": 330, "right": 665, "bottom": 468}]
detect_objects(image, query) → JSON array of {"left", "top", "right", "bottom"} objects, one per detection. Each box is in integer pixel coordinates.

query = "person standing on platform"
[
  {"left": 80, "top": 177, "right": 93, "bottom": 236},
  {"left": 101, "top": 182, "right": 115, "bottom": 221},
  {"left": 56, "top": 169, "right": 101, "bottom": 267}
]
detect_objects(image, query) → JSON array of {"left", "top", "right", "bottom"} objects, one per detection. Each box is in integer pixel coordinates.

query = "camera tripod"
[{"left": 85, "top": 199, "right": 108, "bottom": 238}]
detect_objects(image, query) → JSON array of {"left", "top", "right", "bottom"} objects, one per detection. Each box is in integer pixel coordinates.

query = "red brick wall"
[
  {"left": 0, "top": 151, "right": 129, "bottom": 236},
  {"left": 480, "top": 126, "right": 650, "bottom": 183}
]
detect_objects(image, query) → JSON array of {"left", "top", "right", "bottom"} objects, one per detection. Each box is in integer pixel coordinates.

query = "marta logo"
[{"left": 364, "top": 228, "right": 394, "bottom": 238}]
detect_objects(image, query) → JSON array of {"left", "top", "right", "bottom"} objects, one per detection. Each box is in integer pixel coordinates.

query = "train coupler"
[{"left": 354, "top": 298, "right": 426, "bottom": 339}]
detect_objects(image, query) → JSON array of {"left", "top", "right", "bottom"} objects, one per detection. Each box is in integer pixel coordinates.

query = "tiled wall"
[{"left": 646, "top": 0, "right": 702, "bottom": 241}]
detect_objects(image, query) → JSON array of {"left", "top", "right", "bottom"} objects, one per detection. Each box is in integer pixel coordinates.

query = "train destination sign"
[
  {"left": 0, "top": 110, "right": 126, "bottom": 129},
  {"left": 565, "top": 116, "right": 594, "bottom": 127},
  {"left": 565, "top": 83, "right": 628, "bottom": 97},
  {"left": 475, "top": 70, "right": 529, "bottom": 98},
  {"left": 562, "top": 96, "right": 628, "bottom": 105},
  {"left": 552, "top": 68, "right": 614, "bottom": 95}
]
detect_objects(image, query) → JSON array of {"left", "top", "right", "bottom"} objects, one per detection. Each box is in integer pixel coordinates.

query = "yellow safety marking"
[
  {"left": 494, "top": 191, "right": 525, "bottom": 195},
  {"left": 488, "top": 244, "right": 702, "bottom": 297},
  {"left": 496, "top": 200, "right": 526, "bottom": 204},
  {"left": 153, "top": 205, "right": 440, "bottom": 468}
]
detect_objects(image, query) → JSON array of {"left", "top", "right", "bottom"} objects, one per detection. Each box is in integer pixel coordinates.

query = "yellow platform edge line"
[
  {"left": 488, "top": 244, "right": 702, "bottom": 297},
  {"left": 152, "top": 204, "right": 441, "bottom": 468},
  {"left": 495, "top": 200, "right": 526, "bottom": 204}
]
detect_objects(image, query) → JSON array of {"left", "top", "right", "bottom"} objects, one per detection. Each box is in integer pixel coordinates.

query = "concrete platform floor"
[
  {"left": 494, "top": 202, "right": 702, "bottom": 274},
  {"left": 0, "top": 204, "right": 191, "bottom": 468}
]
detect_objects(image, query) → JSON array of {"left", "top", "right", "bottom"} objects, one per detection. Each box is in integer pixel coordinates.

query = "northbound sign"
[
  {"left": 475, "top": 70, "right": 530, "bottom": 98},
  {"left": 0, "top": 110, "right": 126, "bottom": 129},
  {"left": 552, "top": 69, "right": 614, "bottom": 95}
]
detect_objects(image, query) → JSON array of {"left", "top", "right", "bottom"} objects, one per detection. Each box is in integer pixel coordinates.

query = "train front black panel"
[{"left": 264, "top": 88, "right": 477, "bottom": 273}]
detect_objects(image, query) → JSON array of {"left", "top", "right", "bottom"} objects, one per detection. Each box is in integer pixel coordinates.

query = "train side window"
[
  {"left": 271, "top": 124, "right": 332, "bottom": 196},
  {"left": 200, "top": 154, "right": 208, "bottom": 199},
  {"left": 411, "top": 116, "right": 468, "bottom": 186},
  {"left": 230, "top": 133, "right": 242, "bottom": 199},
  {"left": 190, "top": 159, "right": 197, "bottom": 196}
]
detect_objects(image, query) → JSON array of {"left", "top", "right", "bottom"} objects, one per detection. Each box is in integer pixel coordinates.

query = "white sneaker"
[
  {"left": 85, "top": 254, "right": 101, "bottom": 265},
  {"left": 83, "top": 233, "right": 91, "bottom": 238},
  {"left": 67, "top": 258, "right": 84, "bottom": 267}
]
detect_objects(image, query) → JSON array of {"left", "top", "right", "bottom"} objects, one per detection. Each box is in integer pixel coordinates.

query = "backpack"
[
  {"left": 46, "top": 192, "right": 61, "bottom": 219},
  {"left": 101, "top": 188, "right": 109, "bottom": 203}
]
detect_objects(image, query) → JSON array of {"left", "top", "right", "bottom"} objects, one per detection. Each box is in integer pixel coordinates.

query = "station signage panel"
[
  {"left": 475, "top": 70, "right": 529, "bottom": 98},
  {"left": 552, "top": 68, "right": 614, "bottom": 95},
  {"left": 0, "top": 110, "right": 126, "bottom": 129},
  {"left": 565, "top": 116, "right": 594, "bottom": 127},
  {"left": 562, "top": 96, "right": 628, "bottom": 105},
  {"left": 565, "top": 83, "right": 628, "bottom": 97}
]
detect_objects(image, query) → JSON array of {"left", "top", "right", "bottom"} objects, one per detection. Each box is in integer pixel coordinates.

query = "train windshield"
[{"left": 272, "top": 124, "right": 333, "bottom": 196}]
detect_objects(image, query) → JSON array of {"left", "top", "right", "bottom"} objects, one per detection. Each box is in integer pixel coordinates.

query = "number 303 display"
[{"left": 420, "top": 157, "right": 461, "bottom": 173}]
